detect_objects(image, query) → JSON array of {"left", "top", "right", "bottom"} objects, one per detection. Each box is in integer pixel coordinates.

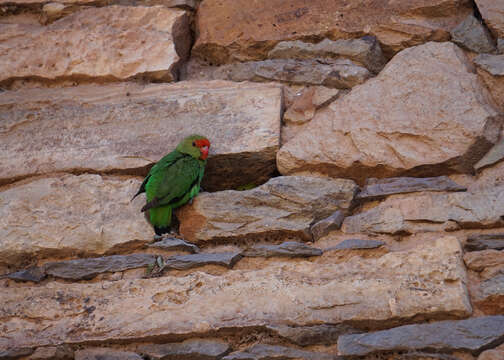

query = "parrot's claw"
[
  {"left": 153, "top": 234, "right": 163, "bottom": 241},
  {"left": 144, "top": 256, "right": 166, "bottom": 278}
]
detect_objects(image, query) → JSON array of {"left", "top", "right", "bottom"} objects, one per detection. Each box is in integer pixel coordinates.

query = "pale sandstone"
[
  {"left": 0, "top": 6, "right": 190, "bottom": 84},
  {"left": 474, "top": 54, "right": 504, "bottom": 113},
  {"left": 177, "top": 176, "right": 358, "bottom": 243},
  {"left": 464, "top": 250, "right": 504, "bottom": 272},
  {"left": 0, "top": 237, "right": 471, "bottom": 349},
  {"left": 277, "top": 42, "right": 502, "bottom": 181},
  {"left": 342, "top": 184, "right": 504, "bottom": 235},
  {"left": 193, "top": 0, "right": 472, "bottom": 63},
  {"left": 475, "top": 0, "right": 504, "bottom": 38},
  {"left": 0, "top": 81, "right": 281, "bottom": 191},
  {"left": 477, "top": 342, "right": 504, "bottom": 360},
  {"left": 284, "top": 87, "right": 340, "bottom": 124},
  {"left": 0, "top": 174, "right": 152, "bottom": 266}
]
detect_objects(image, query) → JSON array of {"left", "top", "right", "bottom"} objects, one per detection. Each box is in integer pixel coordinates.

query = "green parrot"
[{"left": 132, "top": 134, "right": 210, "bottom": 236}]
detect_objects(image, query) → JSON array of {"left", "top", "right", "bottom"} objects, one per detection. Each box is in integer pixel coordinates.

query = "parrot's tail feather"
[{"left": 149, "top": 206, "right": 172, "bottom": 233}]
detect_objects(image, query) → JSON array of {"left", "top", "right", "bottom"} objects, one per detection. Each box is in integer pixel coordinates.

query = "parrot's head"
[{"left": 177, "top": 134, "right": 211, "bottom": 160}]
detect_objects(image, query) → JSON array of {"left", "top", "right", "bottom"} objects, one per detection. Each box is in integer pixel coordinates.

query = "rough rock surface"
[
  {"left": 310, "top": 211, "right": 345, "bottom": 241},
  {"left": 0, "top": 237, "right": 471, "bottom": 349},
  {"left": 268, "top": 37, "right": 386, "bottom": 73},
  {"left": 475, "top": 138, "right": 504, "bottom": 170},
  {"left": 222, "top": 344, "right": 338, "bottom": 360},
  {"left": 0, "top": 6, "right": 190, "bottom": 84},
  {"left": 343, "top": 184, "right": 504, "bottom": 235},
  {"left": 0, "top": 174, "right": 152, "bottom": 266},
  {"left": 479, "top": 344, "right": 504, "bottom": 360},
  {"left": 356, "top": 176, "right": 466, "bottom": 201},
  {"left": 338, "top": 316, "right": 504, "bottom": 356},
  {"left": 475, "top": 0, "right": 504, "bottom": 38},
  {"left": 177, "top": 176, "right": 358, "bottom": 243},
  {"left": 0, "top": 81, "right": 282, "bottom": 191},
  {"left": 193, "top": 0, "right": 472, "bottom": 63},
  {"left": 465, "top": 234, "right": 504, "bottom": 251},
  {"left": 329, "top": 239, "right": 385, "bottom": 251},
  {"left": 267, "top": 324, "right": 359, "bottom": 346},
  {"left": 138, "top": 339, "right": 230, "bottom": 360},
  {"left": 472, "top": 272, "right": 504, "bottom": 315},
  {"left": 163, "top": 252, "right": 242, "bottom": 270},
  {"left": 183, "top": 58, "right": 371, "bottom": 89},
  {"left": 277, "top": 42, "right": 502, "bottom": 181},
  {"left": 474, "top": 54, "right": 504, "bottom": 112},
  {"left": 43, "top": 254, "right": 157, "bottom": 280},
  {"left": 6, "top": 267, "right": 46, "bottom": 283},
  {"left": 283, "top": 86, "right": 340, "bottom": 125},
  {"left": 28, "top": 345, "right": 73, "bottom": 359},
  {"left": 464, "top": 250, "right": 504, "bottom": 271},
  {"left": 450, "top": 14, "right": 496, "bottom": 53},
  {"left": 74, "top": 348, "right": 142, "bottom": 360},
  {"left": 241, "top": 241, "right": 322, "bottom": 258},
  {"left": 149, "top": 237, "right": 200, "bottom": 253}
]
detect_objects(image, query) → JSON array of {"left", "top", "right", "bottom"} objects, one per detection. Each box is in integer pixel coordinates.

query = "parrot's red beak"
[{"left": 200, "top": 145, "right": 209, "bottom": 160}]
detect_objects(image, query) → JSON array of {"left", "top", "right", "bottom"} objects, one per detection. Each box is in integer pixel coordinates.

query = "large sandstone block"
[
  {"left": 0, "top": 237, "right": 471, "bottom": 349},
  {"left": 0, "top": 6, "right": 190, "bottom": 84},
  {"left": 177, "top": 176, "right": 358, "bottom": 243},
  {"left": 342, "top": 184, "right": 504, "bottom": 235},
  {"left": 0, "top": 174, "right": 152, "bottom": 266},
  {"left": 193, "top": 0, "right": 471, "bottom": 63},
  {"left": 475, "top": 0, "right": 504, "bottom": 38},
  {"left": 277, "top": 42, "right": 502, "bottom": 182},
  {"left": 0, "top": 81, "right": 281, "bottom": 191}
]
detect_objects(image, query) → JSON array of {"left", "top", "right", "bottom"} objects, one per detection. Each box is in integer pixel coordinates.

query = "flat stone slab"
[
  {"left": 138, "top": 339, "right": 230, "bottom": 360},
  {"left": 0, "top": 6, "right": 190, "bottom": 84},
  {"left": 343, "top": 184, "right": 504, "bottom": 235},
  {"left": 475, "top": 0, "right": 504, "bottom": 38},
  {"left": 474, "top": 54, "right": 504, "bottom": 77},
  {"left": 268, "top": 36, "right": 386, "bottom": 73},
  {"left": 43, "top": 254, "right": 157, "bottom": 280},
  {"left": 0, "top": 81, "right": 281, "bottom": 191},
  {"left": 222, "top": 344, "right": 338, "bottom": 360},
  {"left": 149, "top": 237, "right": 200, "bottom": 253},
  {"left": 0, "top": 236, "right": 470, "bottom": 349},
  {"left": 473, "top": 273, "right": 504, "bottom": 315},
  {"left": 465, "top": 234, "right": 504, "bottom": 251},
  {"left": 338, "top": 316, "right": 504, "bottom": 356},
  {"left": 164, "top": 252, "right": 242, "bottom": 270},
  {"left": 75, "top": 348, "right": 142, "bottom": 360},
  {"left": 267, "top": 324, "right": 359, "bottom": 346},
  {"left": 475, "top": 137, "right": 504, "bottom": 170},
  {"left": 464, "top": 250, "right": 504, "bottom": 272},
  {"left": 329, "top": 239, "right": 385, "bottom": 251},
  {"left": 277, "top": 42, "right": 502, "bottom": 182},
  {"left": 177, "top": 176, "right": 358, "bottom": 243},
  {"left": 184, "top": 58, "right": 371, "bottom": 89},
  {"left": 450, "top": 14, "right": 496, "bottom": 53},
  {"left": 193, "top": 0, "right": 471, "bottom": 63},
  {"left": 310, "top": 211, "right": 345, "bottom": 241},
  {"left": 241, "top": 241, "right": 322, "bottom": 258},
  {"left": 356, "top": 176, "right": 466, "bottom": 201},
  {"left": 6, "top": 267, "right": 46, "bottom": 283},
  {"left": 0, "top": 174, "right": 152, "bottom": 266}
]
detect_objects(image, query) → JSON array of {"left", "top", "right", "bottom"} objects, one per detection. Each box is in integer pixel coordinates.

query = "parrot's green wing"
[
  {"left": 131, "top": 150, "right": 185, "bottom": 201},
  {"left": 141, "top": 154, "right": 202, "bottom": 212}
]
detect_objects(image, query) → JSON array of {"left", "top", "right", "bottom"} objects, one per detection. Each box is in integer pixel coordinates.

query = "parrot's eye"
[{"left": 192, "top": 141, "right": 196, "bottom": 147}]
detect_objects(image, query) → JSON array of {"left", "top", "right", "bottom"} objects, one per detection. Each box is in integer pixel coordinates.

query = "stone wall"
[{"left": 1, "top": 0, "right": 504, "bottom": 359}]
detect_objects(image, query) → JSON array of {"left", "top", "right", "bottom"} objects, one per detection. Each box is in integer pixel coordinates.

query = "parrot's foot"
[
  {"left": 153, "top": 234, "right": 163, "bottom": 241},
  {"left": 144, "top": 256, "right": 166, "bottom": 278}
]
